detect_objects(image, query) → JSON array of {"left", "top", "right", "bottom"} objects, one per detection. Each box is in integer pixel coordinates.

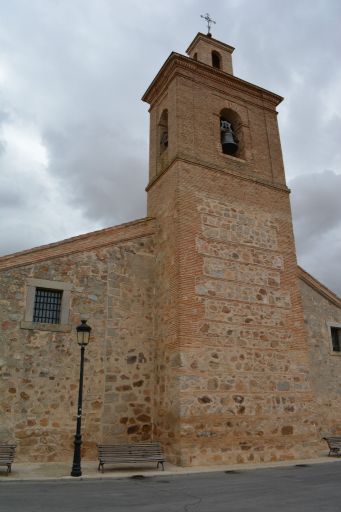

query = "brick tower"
[{"left": 143, "top": 33, "right": 319, "bottom": 465}]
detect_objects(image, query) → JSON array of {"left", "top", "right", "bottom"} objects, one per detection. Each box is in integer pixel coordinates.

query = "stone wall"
[
  {"left": 2, "top": 32, "right": 338, "bottom": 469},
  {"left": 143, "top": 38, "right": 320, "bottom": 465},
  {"left": 0, "top": 219, "right": 156, "bottom": 461},
  {"left": 299, "top": 276, "right": 341, "bottom": 437},
  {"left": 146, "top": 155, "right": 320, "bottom": 465},
  {"left": 171, "top": 163, "right": 319, "bottom": 465}
]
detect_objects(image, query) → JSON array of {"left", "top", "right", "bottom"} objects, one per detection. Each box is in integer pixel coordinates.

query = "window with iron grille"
[
  {"left": 331, "top": 326, "right": 341, "bottom": 353},
  {"left": 33, "top": 288, "right": 63, "bottom": 324}
]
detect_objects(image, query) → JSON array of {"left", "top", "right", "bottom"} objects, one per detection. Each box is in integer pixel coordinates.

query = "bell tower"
[{"left": 143, "top": 33, "right": 318, "bottom": 466}]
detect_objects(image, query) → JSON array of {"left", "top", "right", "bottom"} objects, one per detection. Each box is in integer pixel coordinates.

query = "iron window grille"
[{"left": 33, "top": 288, "right": 63, "bottom": 324}]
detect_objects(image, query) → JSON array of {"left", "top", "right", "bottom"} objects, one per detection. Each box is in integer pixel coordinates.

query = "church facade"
[{"left": 1, "top": 33, "right": 341, "bottom": 466}]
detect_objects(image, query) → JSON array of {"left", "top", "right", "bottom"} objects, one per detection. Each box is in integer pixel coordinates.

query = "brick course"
[
  {"left": 144, "top": 34, "right": 321, "bottom": 464},
  {"left": 0, "top": 33, "right": 340, "bottom": 466}
]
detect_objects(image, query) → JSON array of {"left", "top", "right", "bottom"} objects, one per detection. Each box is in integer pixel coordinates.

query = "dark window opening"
[
  {"left": 193, "top": 52, "right": 198, "bottom": 61},
  {"left": 159, "top": 109, "right": 168, "bottom": 155},
  {"left": 220, "top": 108, "right": 244, "bottom": 159},
  {"left": 33, "top": 288, "right": 63, "bottom": 324},
  {"left": 212, "top": 51, "right": 221, "bottom": 69},
  {"left": 331, "top": 326, "right": 341, "bottom": 352}
]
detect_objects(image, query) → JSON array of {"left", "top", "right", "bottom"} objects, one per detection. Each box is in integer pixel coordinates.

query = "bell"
[{"left": 221, "top": 120, "right": 238, "bottom": 155}]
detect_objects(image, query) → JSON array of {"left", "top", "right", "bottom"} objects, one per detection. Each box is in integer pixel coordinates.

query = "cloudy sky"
[{"left": 0, "top": 0, "right": 340, "bottom": 295}]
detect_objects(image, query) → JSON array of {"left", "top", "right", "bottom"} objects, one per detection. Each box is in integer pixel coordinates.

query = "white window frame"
[{"left": 20, "top": 278, "right": 72, "bottom": 332}]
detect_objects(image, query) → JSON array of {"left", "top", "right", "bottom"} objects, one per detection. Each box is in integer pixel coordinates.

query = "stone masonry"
[
  {"left": 299, "top": 269, "right": 341, "bottom": 438},
  {"left": 143, "top": 33, "right": 322, "bottom": 465},
  {"left": 0, "top": 33, "right": 340, "bottom": 465},
  {"left": 0, "top": 219, "right": 156, "bottom": 461}
]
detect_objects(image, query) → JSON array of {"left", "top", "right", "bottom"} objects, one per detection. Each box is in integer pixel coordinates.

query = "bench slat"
[
  {"left": 323, "top": 437, "right": 341, "bottom": 456},
  {"left": 97, "top": 442, "right": 165, "bottom": 472},
  {"left": 0, "top": 444, "right": 16, "bottom": 474}
]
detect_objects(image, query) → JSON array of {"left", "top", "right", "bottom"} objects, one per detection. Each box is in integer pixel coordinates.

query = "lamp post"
[{"left": 70, "top": 319, "right": 92, "bottom": 477}]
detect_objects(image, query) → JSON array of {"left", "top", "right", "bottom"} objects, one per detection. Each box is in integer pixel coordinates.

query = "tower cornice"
[
  {"left": 145, "top": 155, "right": 290, "bottom": 194},
  {"left": 142, "top": 52, "right": 283, "bottom": 109},
  {"left": 186, "top": 32, "right": 235, "bottom": 56}
]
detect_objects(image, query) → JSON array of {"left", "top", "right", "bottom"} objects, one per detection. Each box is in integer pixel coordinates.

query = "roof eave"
[
  {"left": 142, "top": 53, "right": 283, "bottom": 107},
  {"left": 186, "top": 32, "right": 235, "bottom": 55}
]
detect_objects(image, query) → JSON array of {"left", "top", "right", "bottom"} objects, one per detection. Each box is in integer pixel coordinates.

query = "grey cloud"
[
  {"left": 304, "top": 239, "right": 341, "bottom": 297},
  {"left": 0, "top": 110, "right": 10, "bottom": 123},
  {"left": 44, "top": 123, "right": 148, "bottom": 224},
  {"left": 226, "top": 0, "right": 341, "bottom": 182},
  {"left": 0, "top": 111, "right": 9, "bottom": 155},
  {"left": 0, "top": 140, "right": 6, "bottom": 156},
  {"left": 0, "top": 188, "right": 29, "bottom": 209},
  {"left": 0, "top": 0, "right": 340, "bottom": 295},
  {"left": 290, "top": 171, "right": 341, "bottom": 295},
  {"left": 290, "top": 171, "right": 341, "bottom": 242}
]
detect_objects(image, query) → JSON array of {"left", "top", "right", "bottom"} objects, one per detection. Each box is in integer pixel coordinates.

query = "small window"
[
  {"left": 33, "top": 288, "right": 63, "bottom": 324},
  {"left": 159, "top": 109, "right": 168, "bottom": 155},
  {"left": 193, "top": 52, "right": 198, "bottom": 61},
  {"left": 331, "top": 326, "right": 341, "bottom": 352},
  {"left": 21, "top": 278, "right": 72, "bottom": 332},
  {"left": 212, "top": 51, "right": 221, "bottom": 69}
]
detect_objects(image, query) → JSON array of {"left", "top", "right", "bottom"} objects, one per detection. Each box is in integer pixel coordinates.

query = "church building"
[{"left": 1, "top": 32, "right": 341, "bottom": 466}]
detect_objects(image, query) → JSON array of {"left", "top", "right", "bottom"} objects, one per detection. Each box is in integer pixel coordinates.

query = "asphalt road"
[{"left": 2, "top": 462, "right": 341, "bottom": 512}]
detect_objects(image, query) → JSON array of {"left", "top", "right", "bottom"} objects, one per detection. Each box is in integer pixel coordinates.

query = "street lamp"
[{"left": 70, "top": 319, "right": 92, "bottom": 477}]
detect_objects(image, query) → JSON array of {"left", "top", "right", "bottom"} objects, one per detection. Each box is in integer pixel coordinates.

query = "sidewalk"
[{"left": 1, "top": 456, "right": 340, "bottom": 481}]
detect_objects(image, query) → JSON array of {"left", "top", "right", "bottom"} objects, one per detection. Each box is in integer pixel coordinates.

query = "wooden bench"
[
  {"left": 97, "top": 442, "right": 165, "bottom": 472},
  {"left": 323, "top": 437, "right": 341, "bottom": 456},
  {"left": 0, "top": 444, "right": 16, "bottom": 474}
]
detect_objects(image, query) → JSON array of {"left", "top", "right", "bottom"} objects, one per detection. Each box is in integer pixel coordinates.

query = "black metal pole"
[{"left": 71, "top": 344, "right": 85, "bottom": 477}]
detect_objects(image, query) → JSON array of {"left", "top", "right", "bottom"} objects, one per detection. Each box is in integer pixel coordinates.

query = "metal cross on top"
[{"left": 200, "top": 13, "right": 216, "bottom": 36}]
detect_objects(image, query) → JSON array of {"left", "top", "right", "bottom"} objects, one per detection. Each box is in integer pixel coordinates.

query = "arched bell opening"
[
  {"left": 212, "top": 51, "right": 222, "bottom": 69},
  {"left": 220, "top": 109, "right": 244, "bottom": 159},
  {"left": 158, "top": 109, "right": 168, "bottom": 155}
]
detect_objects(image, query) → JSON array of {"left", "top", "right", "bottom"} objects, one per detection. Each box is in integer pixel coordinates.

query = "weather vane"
[{"left": 200, "top": 13, "right": 216, "bottom": 36}]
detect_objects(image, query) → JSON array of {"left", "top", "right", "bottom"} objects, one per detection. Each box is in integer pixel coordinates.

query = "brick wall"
[
  {"left": 186, "top": 33, "right": 234, "bottom": 75},
  {"left": 1, "top": 33, "right": 336, "bottom": 468},
  {"left": 147, "top": 163, "right": 183, "bottom": 463},
  {"left": 144, "top": 37, "right": 320, "bottom": 464}
]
